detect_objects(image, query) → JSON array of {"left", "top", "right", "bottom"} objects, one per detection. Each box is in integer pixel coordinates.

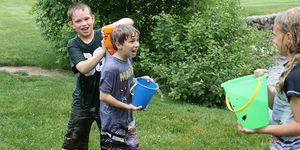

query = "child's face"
[
  {"left": 117, "top": 34, "right": 140, "bottom": 59},
  {"left": 68, "top": 9, "right": 94, "bottom": 39},
  {"left": 273, "top": 24, "right": 288, "bottom": 56}
]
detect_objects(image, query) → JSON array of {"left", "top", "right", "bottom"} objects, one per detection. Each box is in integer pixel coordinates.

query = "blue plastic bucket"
[{"left": 131, "top": 77, "right": 159, "bottom": 109}]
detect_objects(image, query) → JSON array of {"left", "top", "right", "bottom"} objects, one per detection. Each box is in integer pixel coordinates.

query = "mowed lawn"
[
  {"left": 0, "top": 71, "right": 270, "bottom": 149},
  {"left": 240, "top": 0, "right": 300, "bottom": 15},
  {"left": 0, "top": 0, "right": 61, "bottom": 68}
]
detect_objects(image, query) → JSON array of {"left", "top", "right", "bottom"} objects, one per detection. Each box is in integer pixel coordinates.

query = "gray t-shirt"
[{"left": 99, "top": 54, "right": 134, "bottom": 131}]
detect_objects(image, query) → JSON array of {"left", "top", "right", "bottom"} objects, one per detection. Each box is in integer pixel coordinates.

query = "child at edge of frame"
[{"left": 237, "top": 7, "right": 300, "bottom": 149}]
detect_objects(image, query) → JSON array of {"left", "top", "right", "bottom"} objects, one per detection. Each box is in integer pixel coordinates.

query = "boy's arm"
[
  {"left": 75, "top": 47, "right": 105, "bottom": 74},
  {"left": 99, "top": 91, "right": 142, "bottom": 110},
  {"left": 112, "top": 18, "right": 134, "bottom": 26},
  {"left": 100, "top": 18, "right": 133, "bottom": 51}
]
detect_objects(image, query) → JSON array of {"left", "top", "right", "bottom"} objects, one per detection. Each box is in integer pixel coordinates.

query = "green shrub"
[
  {"left": 32, "top": 0, "right": 204, "bottom": 68},
  {"left": 137, "top": 0, "right": 275, "bottom": 107}
]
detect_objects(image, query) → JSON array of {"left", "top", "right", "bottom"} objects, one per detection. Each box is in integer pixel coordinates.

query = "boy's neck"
[
  {"left": 113, "top": 51, "right": 130, "bottom": 61},
  {"left": 78, "top": 31, "right": 94, "bottom": 44}
]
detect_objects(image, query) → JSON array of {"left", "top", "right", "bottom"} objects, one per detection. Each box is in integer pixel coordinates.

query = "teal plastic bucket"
[
  {"left": 221, "top": 74, "right": 269, "bottom": 129},
  {"left": 131, "top": 77, "right": 159, "bottom": 109}
]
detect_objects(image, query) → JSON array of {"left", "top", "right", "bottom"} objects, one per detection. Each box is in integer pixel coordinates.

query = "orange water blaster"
[{"left": 102, "top": 25, "right": 116, "bottom": 55}]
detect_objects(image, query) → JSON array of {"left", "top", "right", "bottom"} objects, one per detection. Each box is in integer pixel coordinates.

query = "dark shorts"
[
  {"left": 101, "top": 121, "right": 139, "bottom": 150},
  {"left": 62, "top": 106, "right": 101, "bottom": 150}
]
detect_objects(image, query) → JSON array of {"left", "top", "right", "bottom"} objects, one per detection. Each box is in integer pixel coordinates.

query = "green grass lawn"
[
  {"left": 0, "top": 71, "right": 269, "bottom": 149},
  {"left": 240, "top": 0, "right": 300, "bottom": 16},
  {"left": 0, "top": 0, "right": 62, "bottom": 68}
]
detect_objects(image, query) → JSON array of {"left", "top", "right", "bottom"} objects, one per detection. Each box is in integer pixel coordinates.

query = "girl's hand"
[
  {"left": 129, "top": 104, "right": 143, "bottom": 111},
  {"left": 237, "top": 121, "right": 256, "bottom": 134},
  {"left": 254, "top": 69, "right": 268, "bottom": 77}
]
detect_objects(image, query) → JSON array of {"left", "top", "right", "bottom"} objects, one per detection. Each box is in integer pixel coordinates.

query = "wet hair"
[
  {"left": 111, "top": 24, "right": 140, "bottom": 50},
  {"left": 67, "top": 2, "right": 92, "bottom": 21},
  {"left": 276, "top": 7, "right": 300, "bottom": 90}
]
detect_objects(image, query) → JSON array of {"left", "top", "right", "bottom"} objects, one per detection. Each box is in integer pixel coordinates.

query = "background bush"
[
  {"left": 33, "top": 0, "right": 275, "bottom": 107},
  {"left": 32, "top": 0, "right": 206, "bottom": 68},
  {"left": 137, "top": 0, "right": 275, "bottom": 107}
]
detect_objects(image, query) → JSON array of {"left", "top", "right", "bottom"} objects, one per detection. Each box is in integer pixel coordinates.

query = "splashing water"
[{"left": 157, "top": 89, "right": 164, "bottom": 101}]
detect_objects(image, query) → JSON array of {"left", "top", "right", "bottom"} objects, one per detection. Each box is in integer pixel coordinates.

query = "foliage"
[
  {"left": 32, "top": 0, "right": 207, "bottom": 67},
  {"left": 137, "top": 0, "right": 275, "bottom": 107}
]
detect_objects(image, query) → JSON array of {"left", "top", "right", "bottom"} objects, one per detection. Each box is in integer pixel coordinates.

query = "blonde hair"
[
  {"left": 276, "top": 7, "right": 300, "bottom": 90},
  {"left": 67, "top": 2, "right": 92, "bottom": 21}
]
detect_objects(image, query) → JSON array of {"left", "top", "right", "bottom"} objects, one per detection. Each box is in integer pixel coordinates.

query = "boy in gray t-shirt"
[{"left": 99, "top": 25, "right": 151, "bottom": 150}]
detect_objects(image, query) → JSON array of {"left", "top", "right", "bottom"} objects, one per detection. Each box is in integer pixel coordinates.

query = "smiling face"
[
  {"left": 116, "top": 33, "right": 140, "bottom": 60},
  {"left": 68, "top": 8, "right": 95, "bottom": 41}
]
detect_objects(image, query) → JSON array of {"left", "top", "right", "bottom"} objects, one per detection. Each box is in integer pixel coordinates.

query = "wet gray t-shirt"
[{"left": 99, "top": 54, "right": 134, "bottom": 131}]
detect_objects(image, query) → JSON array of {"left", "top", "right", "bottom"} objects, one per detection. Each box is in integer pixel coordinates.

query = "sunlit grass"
[
  {"left": 0, "top": 0, "right": 61, "bottom": 68},
  {"left": 240, "top": 0, "right": 300, "bottom": 16},
  {"left": 0, "top": 71, "right": 269, "bottom": 149}
]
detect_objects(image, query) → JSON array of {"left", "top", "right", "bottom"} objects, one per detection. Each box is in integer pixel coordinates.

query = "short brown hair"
[
  {"left": 111, "top": 25, "right": 140, "bottom": 50},
  {"left": 67, "top": 2, "right": 92, "bottom": 21}
]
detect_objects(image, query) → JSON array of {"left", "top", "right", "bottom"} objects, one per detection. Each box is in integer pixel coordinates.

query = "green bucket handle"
[{"left": 225, "top": 78, "right": 262, "bottom": 112}]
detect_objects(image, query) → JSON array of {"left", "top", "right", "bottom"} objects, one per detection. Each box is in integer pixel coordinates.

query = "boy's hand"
[
  {"left": 141, "top": 76, "right": 154, "bottom": 82},
  {"left": 101, "top": 39, "right": 107, "bottom": 50},
  {"left": 101, "top": 28, "right": 105, "bottom": 37},
  {"left": 129, "top": 104, "right": 143, "bottom": 111},
  {"left": 254, "top": 69, "right": 268, "bottom": 77}
]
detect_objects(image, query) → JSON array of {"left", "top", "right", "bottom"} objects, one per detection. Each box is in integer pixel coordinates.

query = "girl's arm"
[
  {"left": 238, "top": 96, "right": 300, "bottom": 136},
  {"left": 254, "top": 69, "right": 275, "bottom": 109},
  {"left": 268, "top": 85, "right": 276, "bottom": 109}
]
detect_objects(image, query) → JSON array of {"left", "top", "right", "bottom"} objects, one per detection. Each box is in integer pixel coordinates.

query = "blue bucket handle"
[
  {"left": 130, "top": 78, "right": 137, "bottom": 96},
  {"left": 130, "top": 76, "right": 159, "bottom": 95}
]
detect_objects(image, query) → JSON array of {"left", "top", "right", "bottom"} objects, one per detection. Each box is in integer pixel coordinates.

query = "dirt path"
[
  {"left": 0, "top": 66, "right": 68, "bottom": 77},
  {"left": 0, "top": 56, "right": 286, "bottom": 79}
]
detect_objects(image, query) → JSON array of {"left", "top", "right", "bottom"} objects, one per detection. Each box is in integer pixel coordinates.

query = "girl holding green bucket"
[{"left": 237, "top": 7, "right": 300, "bottom": 149}]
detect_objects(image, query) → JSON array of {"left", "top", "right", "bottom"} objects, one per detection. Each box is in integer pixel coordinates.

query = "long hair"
[{"left": 276, "top": 7, "right": 300, "bottom": 90}]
